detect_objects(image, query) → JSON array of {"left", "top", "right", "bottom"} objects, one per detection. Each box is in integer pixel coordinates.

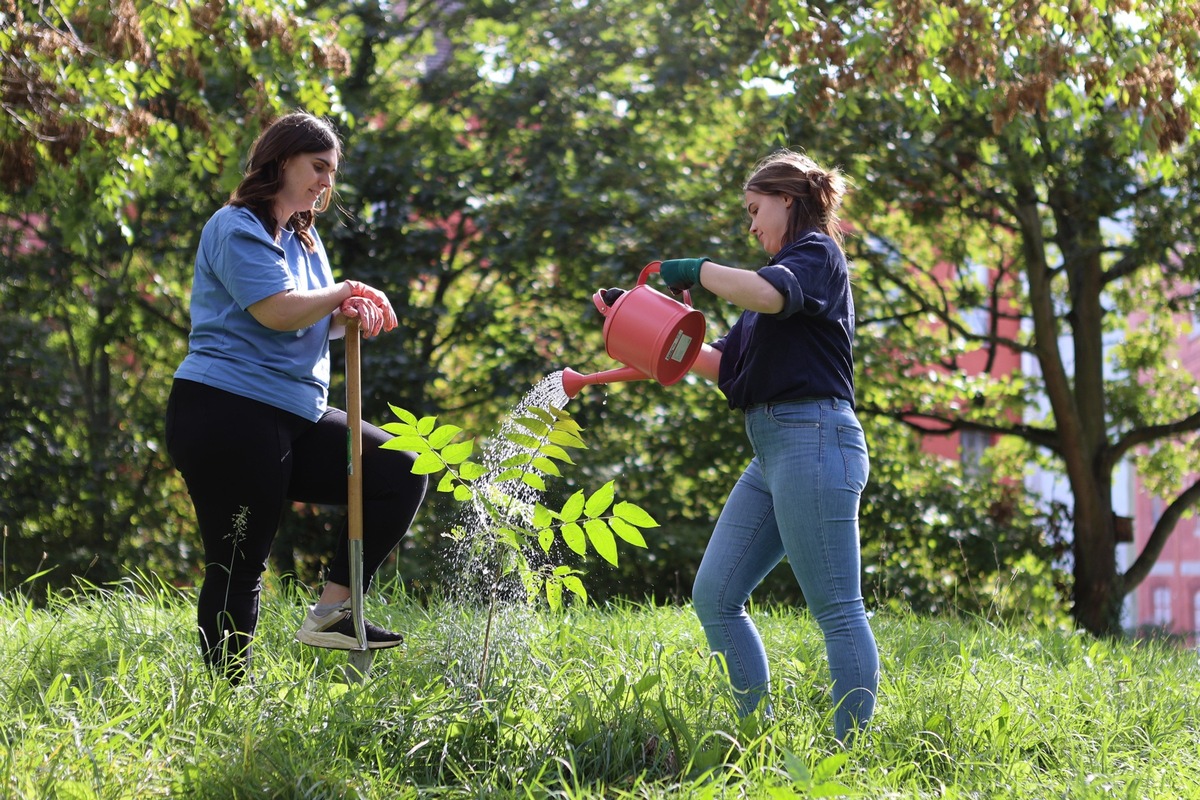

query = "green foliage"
[
  {"left": 381, "top": 404, "right": 655, "bottom": 611},
  {"left": 741, "top": 0, "right": 1200, "bottom": 633},
  {"left": 0, "top": 0, "right": 353, "bottom": 589}
]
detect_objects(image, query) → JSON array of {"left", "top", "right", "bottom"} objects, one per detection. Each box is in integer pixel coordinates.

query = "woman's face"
[
  {"left": 744, "top": 190, "right": 792, "bottom": 255},
  {"left": 275, "top": 148, "right": 339, "bottom": 220}
]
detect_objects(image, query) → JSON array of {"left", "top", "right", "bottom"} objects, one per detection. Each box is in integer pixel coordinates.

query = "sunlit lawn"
[{"left": 3, "top": 574, "right": 1199, "bottom": 798}]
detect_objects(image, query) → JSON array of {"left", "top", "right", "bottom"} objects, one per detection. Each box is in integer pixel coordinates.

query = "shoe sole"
[{"left": 295, "top": 630, "right": 404, "bottom": 650}]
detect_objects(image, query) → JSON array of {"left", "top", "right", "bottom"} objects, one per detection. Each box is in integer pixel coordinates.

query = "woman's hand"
[
  {"left": 338, "top": 296, "right": 385, "bottom": 338},
  {"left": 344, "top": 280, "right": 398, "bottom": 332}
]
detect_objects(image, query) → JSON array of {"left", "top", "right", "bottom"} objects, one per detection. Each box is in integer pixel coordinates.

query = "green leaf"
[
  {"left": 440, "top": 440, "right": 474, "bottom": 465},
  {"left": 552, "top": 417, "right": 584, "bottom": 435},
  {"left": 549, "top": 430, "right": 586, "bottom": 448},
  {"left": 533, "top": 504, "right": 554, "bottom": 527},
  {"left": 561, "top": 522, "right": 586, "bottom": 555},
  {"left": 411, "top": 451, "right": 444, "bottom": 475},
  {"left": 532, "top": 456, "right": 562, "bottom": 476},
  {"left": 545, "top": 577, "right": 563, "bottom": 612},
  {"left": 382, "top": 435, "right": 431, "bottom": 452},
  {"left": 460, "top": 462, "right": 488, "bottom": 480},
  {"left": 584, "top": 519, "right": 618, "bottom": 565},
  {"left": 559, "top": 490, "right": 585, "bottom": 522},
  {"left": 500, "top": 453, "right": 533, "bottom": 468},
  {"left": 506, "top": 432, "right": 543, "bottom": 449},
  {"left": 562, "top": 576, "right": 587, "bottom": 603},
  {"left": 610, "top": 517, "right": 648, "bottom": 548},
  {"left": 437, "top": 472, "right": 455, "bottom": 493},
  {"left": 538, "top": 528, "right": 554, "bottom": 552},
  {"left": 428, "top": 424, "right": 463, "bottom": 449},
  {"left": 453, "top": 485, "right": 472, "bottom": 502},
  {"left": 584, "top": 481, "right": 615, "bottom": 518},
  {"left": 416, "top": 416, "right": 437, "bottom": 436},
  {"left": 526, "top": 407, "right": 556, "bottom": 424},
  {"left": 514, "top": 416, "right": 551, "bottom": 436},
  {"left": 522, "top": 473, "right": 546, "bottom": 491},
  {"left": 613, "top": 501, "right": 658, "bottom": 528},
  {"left": 540, "top": 444, "right": 576, "bottom": 464}
]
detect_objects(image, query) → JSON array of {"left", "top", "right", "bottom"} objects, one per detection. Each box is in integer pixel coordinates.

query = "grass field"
[{"left": 3, "top": 574, "right": 1199, "bottom": 798}]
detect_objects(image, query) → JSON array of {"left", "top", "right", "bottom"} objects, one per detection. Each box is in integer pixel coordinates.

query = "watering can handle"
[{"left": 637, "top": 261, "right": 693, "bottom": 307}]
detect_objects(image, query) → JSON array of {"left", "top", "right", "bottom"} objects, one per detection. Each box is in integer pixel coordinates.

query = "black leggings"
[{"left": 165, "top": 379, "right": 428, "bottom": 680}]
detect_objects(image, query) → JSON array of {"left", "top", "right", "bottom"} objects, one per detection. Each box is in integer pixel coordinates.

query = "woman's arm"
[
  {"left": 249, "top": 281, "right": 396, "bottom": 336},
  {"left": 689, "top": 343, "right": 723, "bottom": 382},
  {"left": 697, "top": 261, "right": 784, "bottom": 314},
  {"left": 248, "top": 283, "right": 351, "bottom": 331}
]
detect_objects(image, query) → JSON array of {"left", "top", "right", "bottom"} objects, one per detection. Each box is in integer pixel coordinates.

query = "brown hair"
[
  {"left": 229, "top": 112, "right": 342, "bottom": 252},
  {"left": 743, "top": 149, "right": 846, "bottom": 250}
]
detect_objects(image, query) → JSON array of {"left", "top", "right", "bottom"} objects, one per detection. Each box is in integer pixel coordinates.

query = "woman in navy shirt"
[
  {"left": 660, "top": 149, "right": 878, "bottom": 742},
  {"left": 166, "top": 112, "right": 427, "bottom": 682}
]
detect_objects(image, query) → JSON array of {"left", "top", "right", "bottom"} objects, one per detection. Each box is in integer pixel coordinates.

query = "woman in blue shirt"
[
  {"left": 165, "top": 112, "right": 427, "bottom": 682},
  {"left": 659, "top": 149, "right": 878, "bottom": 742}
]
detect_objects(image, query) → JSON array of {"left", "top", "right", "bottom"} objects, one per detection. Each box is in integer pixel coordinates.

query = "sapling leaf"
[
  {"left": 412, "top": 451, "right": 444, "bottom": 474},
  {"left": 500, "top": 453, "right": 533, "bottom": 468},
  {"left": 380, "top": 422, "right": 417, "bottom": 436},
  {"left": 381, "top": 435, "right": 429, "bottom": 452},
  {"left": 545, "top": 577, "right": 563, "bottom": 612},
  {"left": 584, "top": 519, "right": 618, "bottom": 565},
  {"left": 514, "top": 416, "right": 551, "bottom": 437},
  {"left": 610, "top": 517, "right": 648, "bottom": 547},
  {"left": 506, "top": 432, "right": 542, "bottom": 449},
  {"left": 441, "top": 440, "right": 473, "bottom": 464},
  {"left": 437, "top": 472, "right": 455, "bottom": 493},
  {"left": 538, "top": 528, "right": 554, "bottom": 552},
  {"left": 561, "top": 522, "right": 586, "bottom": 555},
  {"left": 552, "top": 417, "right": 584, "bottom": 435},
  {"left": 563, "top": 576, "right": 587, "bottom": 602},
  {"left": 453, "top": 485, "right": 472, "bottom": 502},
  {"left": 560, "top": 490, "right": 585, "bottom": 522},
  {"left": 540, "top": 444, "right": 575, "bottom": 464},
  {"left": 493, "top": 467, "right": 522, "bottom": 483},
  {"left": 532, "top": 456, "right": 562, "bottom": 476},
  {"left": 526, "top": 407, "right": 556, "bottom": 424},
  {"left": 428, "top": 424, "right": 463, "bottom": 449},
  {"left": 584, "top": 481, "right": 615, "bottom": 518},
  {"left": 460, "top": 462, "right": 488, "bottom": 480},
  {"left": 417, "top": 416, "right": 437, "bottom": 435},
  {"left": 549, "top": 430, "right": 586, "bottom": 448},
  {"left": 522, "top": 473, "right": 546, "bottom": 491},
  {"left": 388, "top": 404, "right": 417, "bottom": 424},
  {"left": 533, "top": 504, "right": 554, "bottom": 527},
  {"left": 613, "top": 501, "right": 658, "bottom": 527}
]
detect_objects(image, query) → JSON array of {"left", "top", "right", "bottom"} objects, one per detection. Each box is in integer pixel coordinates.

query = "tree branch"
[{"left": 1123, "top": 477, "right": 1200, "bottom": 590}]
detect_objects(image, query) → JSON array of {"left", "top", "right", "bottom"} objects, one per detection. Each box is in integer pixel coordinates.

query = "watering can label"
[{"left": 665, "top": 330, "right": 693, "bottom": 363}]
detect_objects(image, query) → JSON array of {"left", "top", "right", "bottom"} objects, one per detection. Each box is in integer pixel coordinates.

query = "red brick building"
[{"left": 1128, "top": 323, "right": 1200, "bottom": 642}]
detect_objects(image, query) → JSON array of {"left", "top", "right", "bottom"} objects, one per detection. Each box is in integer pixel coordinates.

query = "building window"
[
  {"left": 961, "top": 429, "right": 990, "bottom": 477},
  {"left": 1153, "top": 586, "right": 1172, "bottom": 626}
]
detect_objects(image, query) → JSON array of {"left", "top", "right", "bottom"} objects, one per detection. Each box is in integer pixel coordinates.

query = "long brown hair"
[
  {"left": 743, "top": 149, "right": 847, "bottom": 250},
  {"left": 229, "top": 112, "right": 342, "bottom": 252}
]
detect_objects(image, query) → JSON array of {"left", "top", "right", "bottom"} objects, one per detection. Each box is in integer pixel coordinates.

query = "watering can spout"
[{"left": 561, "top": 366, "right": 649, "bottom": 399}]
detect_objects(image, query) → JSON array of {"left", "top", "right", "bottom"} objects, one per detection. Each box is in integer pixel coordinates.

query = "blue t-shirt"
[
  {"left": 174, "top": 205, "right": 334, "bottom": 421},
  {"left": 712, "top": 230, "right": 856, "bottom": 410}
]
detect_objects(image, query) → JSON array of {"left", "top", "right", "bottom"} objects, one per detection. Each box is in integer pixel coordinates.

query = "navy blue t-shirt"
[{"left": 712, "top": 230, "right": 856, "bottom": 410}]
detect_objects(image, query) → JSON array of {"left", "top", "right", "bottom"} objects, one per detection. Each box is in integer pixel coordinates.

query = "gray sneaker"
[{"left": 294, "top": 605, "right": 404, "bottom": 650}]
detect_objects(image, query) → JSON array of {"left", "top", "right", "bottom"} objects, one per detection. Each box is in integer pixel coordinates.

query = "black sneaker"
[{"left": 294, "top": 605, "right": 404, "bottom": 650}]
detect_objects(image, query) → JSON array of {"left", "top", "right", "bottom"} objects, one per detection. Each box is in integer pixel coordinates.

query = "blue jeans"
[{"left": 692, "top": 398, "right": 878, "bottom": 741}]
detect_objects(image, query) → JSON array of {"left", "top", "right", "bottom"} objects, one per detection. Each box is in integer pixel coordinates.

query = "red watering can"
[{"left": 561, "top": 261, "right": 706, "bottom": 398}]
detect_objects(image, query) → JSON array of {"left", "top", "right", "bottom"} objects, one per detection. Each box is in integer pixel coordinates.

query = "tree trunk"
[{"left": 1070, "top": 481, "right": 1123, "bottom": 635}]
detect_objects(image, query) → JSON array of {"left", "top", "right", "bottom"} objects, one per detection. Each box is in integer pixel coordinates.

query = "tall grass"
[{"left": 2, "top": 573, "right": 1198, "bottom": 798}]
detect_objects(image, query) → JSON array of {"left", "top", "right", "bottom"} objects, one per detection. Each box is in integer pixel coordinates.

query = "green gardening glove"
[{"left": 659, "top": 258, "right": 710, "bottom": 295}]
